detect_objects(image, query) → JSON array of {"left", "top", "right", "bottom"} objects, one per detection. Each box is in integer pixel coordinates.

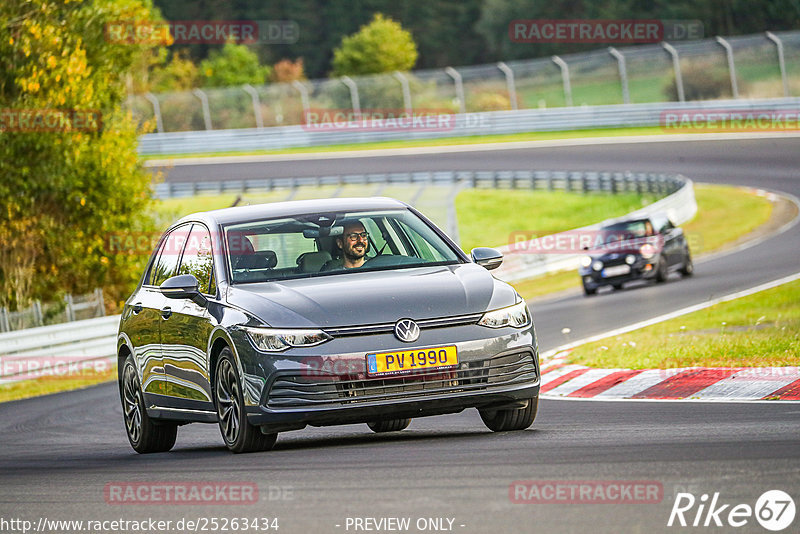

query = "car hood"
[{"left": 225, "top": 263, "right": 517, "bottom": 328}]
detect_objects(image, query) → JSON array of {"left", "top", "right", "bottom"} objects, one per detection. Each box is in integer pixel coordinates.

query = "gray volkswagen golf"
[{"left": 118, "top": 198, "right": 540, "bottom": 453}]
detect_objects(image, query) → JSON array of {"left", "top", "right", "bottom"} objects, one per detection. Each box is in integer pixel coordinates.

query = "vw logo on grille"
[{"left": 394, "top": 318, "right": 420, "bottom": 343}]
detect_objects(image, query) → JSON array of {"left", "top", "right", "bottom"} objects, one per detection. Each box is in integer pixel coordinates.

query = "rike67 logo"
[{"left": 668, "top": 490, "right": 795, "bottom": 531}]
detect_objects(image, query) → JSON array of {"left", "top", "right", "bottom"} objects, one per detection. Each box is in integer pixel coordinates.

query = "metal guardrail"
[
  {"left": 139, "top": 97, "right": 800, "bottom": 155},
  {"left": 0, "top": 315, "right": 120, "bottom": 384}
]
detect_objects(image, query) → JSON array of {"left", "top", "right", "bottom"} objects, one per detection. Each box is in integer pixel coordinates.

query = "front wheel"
[
  {"left": 367, "top": 419, "right": 411, "bottom": 433},
  {"left": 655, "top": 257, "right": 668, "bottom": 283},
  {"left": 215, "top": 348, "right": 277, "bottom": 453},
  {"left": 120, "top": 355, "right": 177, "bottom": 454},
  {"left": 679, "top": 251, "right": 694, "bottom": 277},
  {"left": 479, "top": 397, "right": 538, "bottom": 432}
]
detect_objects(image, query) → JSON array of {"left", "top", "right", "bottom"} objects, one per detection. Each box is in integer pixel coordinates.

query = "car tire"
[
  {"left": 655, "top": 257, "right": 668, "bottom": 283},
  {"left": 611, "top": 283, "right": 624, "bottom": 290},
  {"left": 367, "top": 419, "right": 412, "bottom": 433},
  {"left": 214, "top": 348, "right": 277, "bottom": 453},
  {"left": 582, "top": 283, "right": 597, "bottom": 296},
  {"left": 479, "top": 397, "right": 538, "bottom": 432},
  {"left": 679, "top": 251, "right": 694, "bottom": 277},
  {"left": 120, "top": 355, "right": 177, "bottom": 454}
]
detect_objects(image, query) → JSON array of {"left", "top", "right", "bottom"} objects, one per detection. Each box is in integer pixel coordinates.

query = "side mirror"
[
  {"left": 160, "top": 274, "right": 207, "bottom": 306},
  {"left": 471, "top": 247, "right": 503, "bottom": 271}
]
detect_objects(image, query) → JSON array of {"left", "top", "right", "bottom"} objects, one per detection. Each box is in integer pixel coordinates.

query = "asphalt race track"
[{"left": 1, "top": 137, "right": 799, "bottom": 533}]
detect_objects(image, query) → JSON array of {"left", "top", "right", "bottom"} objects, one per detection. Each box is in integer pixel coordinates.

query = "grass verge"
[
  {"left": 510, "top": 183, "right": 775, "bottom": 301},
  {"left": 567, "top": 279, "right": 800, "bottom": 368},
  {"left": 0, "top": 366, "right": 116, "bottom": 403}
]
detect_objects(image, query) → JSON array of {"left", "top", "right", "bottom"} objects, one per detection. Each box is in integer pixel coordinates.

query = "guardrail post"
[
  {"left": 608, "top": 47, "right": 630, "bottom": 105},
  {"left": 192, "top": 89, "right": 213, "bottom": 130},
  {"left": 497, "top": 62, "right": 519, "bottom": 110},
  {"left": 242, "top": 84, "right": 264, "bottom": 129},
  {"left": 0, "top": 307, "right": 9, "bottom": 332},
  {"left": 444, "top": 67, "right": 466, "bottom": 114},
  {"left": 144, "top": 92, "right": 164, "bottom": 133},
  {"left": 340, "top": 76, "right": 361, "bottom": 115},
  {"left": 661, "top": 43, "right": 685, "bottom": 102},
  {"left": 551, "top": 56, "right": 573, "bottom": 107},
  {"left": 715, "top": 36, "right": 739, "bottom": 99},
  {"left": 766, "top": 32, "right": 790, "bottom": 97},
  {"left": 393, "top": 72, "right": 413, "bottom": 115}
]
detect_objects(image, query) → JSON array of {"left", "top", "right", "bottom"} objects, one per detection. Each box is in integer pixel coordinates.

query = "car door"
[
  {"left": 656, "top": 217, "right": 682, "bottom": 267},
  {"left": 160, "top": 223, "right": 218, "bottom": 412},
  {"left": 132, "top": 227, "right": 186, "bottom": 405}
]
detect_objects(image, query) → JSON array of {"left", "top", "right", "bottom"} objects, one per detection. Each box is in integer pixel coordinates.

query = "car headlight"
[
  {"left": 478, "top": 300, "right": 531, "bottom": 329},
  {"left": 592, "top": 260, "right": 603, "bottom": 271},
  {"left": 625, "top": 254, "right": 636, "bottom": 265},
  {"left": 244, "top": 326, "right": 332, "bottom": 352},
  {"left": 640, "top": 243, "right": 656, "bottom": 259},
  {"left": 580, "top": 256, "right": 593, "bottom": 268}
]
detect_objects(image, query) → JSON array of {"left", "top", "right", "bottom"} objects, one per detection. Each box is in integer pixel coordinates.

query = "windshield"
[
  {"left": 224, "top": 209, "right": 463, "bottom": 283},
  {"left": 600, "top": 220, "right": 653, "bottom": 244}
]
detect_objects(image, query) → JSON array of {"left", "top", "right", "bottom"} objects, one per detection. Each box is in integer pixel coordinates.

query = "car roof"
[{"left": 173, "top": 197, "right": 410, "bottom": 227}]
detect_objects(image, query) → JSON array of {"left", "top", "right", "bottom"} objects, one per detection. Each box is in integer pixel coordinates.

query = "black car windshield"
[
  {"left": 600, "top": 220, "right": 653, "bottom": 244},
  {"left": 224, "top": 209, "right": 463, "bottom": 283}
]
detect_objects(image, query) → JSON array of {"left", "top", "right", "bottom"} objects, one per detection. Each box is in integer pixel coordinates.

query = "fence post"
[
  {"left": 95, "top": 288, "right": 105, "bottom": 317},
  {"left": 33, "top": 300, "right": 43, "bottom": 326},
  {"left": 661, "top": 42, "right": 685, "bottom": 102},
  {"left": 340, "top": 76, "right": 361, "bottom": 116},
  {"left": 192, "top": 89, "right": 213, "bottom": 130},
  {"left": 497, "top": 62, "right": 519, "bottom": 110},
  {"left": 144, "top": 92, "right": 164, "bottom": 133},
  {"left": 292, "top": 81, "right": 311, "bottom": 119},
  {"left": 0, "top": 307, "right": 9, "bottom": 332},
  {"left": 393, "top": 72, "right": 413, "bottom": 115},
  {"left": 64, "top": 294, "right": 75, "bottom": 322},
  {"left": 551, "top": 56, "right": 573, "bottom": 107},
  {"left": 444, "top": 67, "right": 466, "bottom": 114},
  {"left": 715, "top": 36, "right": 739, "bottom": 99},
  {"left": 766, "top": 32, "right": 790, "bottom": 98},
  {"left": 242, "top": 84, "right": 264, "bottom": 129},
  {"left": 608, "top": 47, "right": 630, "bottom": 105}
]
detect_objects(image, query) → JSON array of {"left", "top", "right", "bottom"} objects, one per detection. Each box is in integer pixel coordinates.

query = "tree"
[
  {"left": 332, "top": 13, "right": 418, "bottom": 76},
  {"left": 0, "top": 0, "right": 163, "bottom": 311},
  {"left": 200, "top": 42, "right": 272, "bottom": 87}
]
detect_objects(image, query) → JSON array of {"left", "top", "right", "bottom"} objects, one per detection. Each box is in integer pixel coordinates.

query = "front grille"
[
  {"left": 323, "top": 313, "right": 483, "bottom": 337},
  {"left": 266, "top": 351, "right": 537, "bottom": 410}
]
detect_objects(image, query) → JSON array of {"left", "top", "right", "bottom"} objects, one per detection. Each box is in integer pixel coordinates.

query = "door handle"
[
  {"left": 161, "top": 306, "right": 172, "bottom": 319},
  {"left": 131, "top": 302, "right": 143, "bottom": 314}
]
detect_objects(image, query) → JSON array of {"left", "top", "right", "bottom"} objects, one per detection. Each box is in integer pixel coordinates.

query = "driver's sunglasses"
[{"left": 345, "top": 231, "right": 369, "bottom": 241}]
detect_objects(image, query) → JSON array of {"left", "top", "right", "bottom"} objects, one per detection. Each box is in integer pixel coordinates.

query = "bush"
[
  {"left": 664, "top": 60, "right": 732, "bottom": 101},
  {"left": 332, "top": 14, "right": 418, "bottom": 76}
]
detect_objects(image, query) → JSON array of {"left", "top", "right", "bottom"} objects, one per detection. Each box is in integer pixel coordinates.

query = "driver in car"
[{"left": 329, "top": 221, "right": 369, "bottom": 269}]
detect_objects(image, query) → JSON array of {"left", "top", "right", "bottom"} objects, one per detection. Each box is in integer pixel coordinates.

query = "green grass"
[
  {"left": 142, "top": 126, "right": 669, "bottom": 160},
  {"left": 455, "top": 189, "right": 657, "bottom": 254},
  {"left": 510, "top": 184, "right": 774, "bottom": 301},
  {"left": 567, "top": 279, "right": 800, "bottom": 369}
]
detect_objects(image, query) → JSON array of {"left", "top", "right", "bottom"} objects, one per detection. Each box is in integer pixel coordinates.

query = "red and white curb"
[{"left": 540, "top": 350, "right": 800, "bottom": 401}]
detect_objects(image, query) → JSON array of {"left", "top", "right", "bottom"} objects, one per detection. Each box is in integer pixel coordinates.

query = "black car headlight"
[
  {"left": 478, "top": 301, "right": 531, "bottom": 328},
  {"left": 244, "top": 326, "right": 332, "bottom": 352}
]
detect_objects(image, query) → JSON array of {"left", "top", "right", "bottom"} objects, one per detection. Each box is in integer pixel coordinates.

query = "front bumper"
[
  {"left": 235, "top": 325, "right": 539, "bottom": 431},
  {"left": 579, "top": 258, "right": 657, "bottom": 288}
]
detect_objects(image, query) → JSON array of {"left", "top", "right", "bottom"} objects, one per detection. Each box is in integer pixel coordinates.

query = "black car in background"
[{"left": 578, "top": 214, "right": 693, "bottom": 295}]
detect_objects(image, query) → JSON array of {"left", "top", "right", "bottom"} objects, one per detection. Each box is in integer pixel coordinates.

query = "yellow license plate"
[{"left": 366, "top": 346, "right": 458, "bottom": 376}]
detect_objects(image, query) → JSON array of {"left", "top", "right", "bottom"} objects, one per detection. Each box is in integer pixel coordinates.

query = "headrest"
[{"left": 296, "top": 251, "right": 332, "bottom": 273}]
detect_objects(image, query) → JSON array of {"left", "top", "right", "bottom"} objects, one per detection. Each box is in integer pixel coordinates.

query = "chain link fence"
[
  {"left": 130, "top": 30, "right": 800, "bottom": 133},
  {"left": 0, "top": 289, "right": 105, "bottom": 333}
]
